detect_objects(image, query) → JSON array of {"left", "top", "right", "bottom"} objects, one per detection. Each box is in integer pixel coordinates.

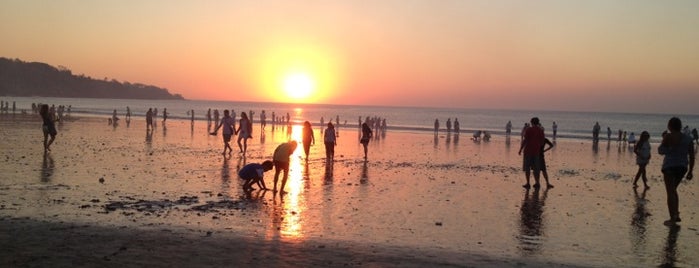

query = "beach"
[{"left": 1, "top": 114, "right": 698, "bottom": 267}]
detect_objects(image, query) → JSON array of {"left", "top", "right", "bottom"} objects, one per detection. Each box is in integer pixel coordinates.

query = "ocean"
[{"left": 4, "top": 96, "right": 698, "bottom": 143}]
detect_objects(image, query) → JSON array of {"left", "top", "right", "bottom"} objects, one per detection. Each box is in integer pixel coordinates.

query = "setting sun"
[
  {"left": 254, "top": 40, "right": 344, "bottom": 104},
  {"left": 282, "top": 72, "right": 314, "bottom": 100}
]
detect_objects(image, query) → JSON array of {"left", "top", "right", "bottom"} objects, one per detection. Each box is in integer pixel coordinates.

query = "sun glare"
[
  {"left": 283, "top": 72, "right": 314, "bottom": 100},
  {"left": 255, "top": 41, "right": 344, "bottom": 104}
]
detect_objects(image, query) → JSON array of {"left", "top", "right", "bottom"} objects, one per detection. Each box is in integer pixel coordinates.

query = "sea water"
[{"left": 4, "top": 96, "right": 698, "bottom": 143}]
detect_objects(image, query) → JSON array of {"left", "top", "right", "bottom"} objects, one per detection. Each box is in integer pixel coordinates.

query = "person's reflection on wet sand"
[
  {"left": 433, "top": 133, "right": 438, "bottom": 149},
  {"left": 145, "top": 130, "right": 153, "bottom": 150},
  {"left": 518, "top": 187, "right": 548, "bottom": 255},
  {"left": 453, "top": 131, "right": 460, "bottom": 147},
  {"left": 243, "top": 188, "right": 268, "bottom": 201},
  {"left": 303, "top": 160, "right": 311, "bottom": 190},
  {"left": 592, "top": 140, "right": 599, "bottom": 155},
  {"left": 505, "top": 136, "right": 511, "bottom": 153},
  {"left": 659, "top": 225, "right": 680, "bottom": 268},
  {"left": 445, "top": 132, "right": 451, "bottom": 149},
  {"left": 220, "top": 155, "right": 231, "bottom": 197},
  {"left": 323, "top": 158, "right": 334, "bottom": 185},
  {"left": 360, "top": 160, "right": 369, "bottom": 185},
  {"left": 630, "top": 187, "right": 649, "bottom": 254},
  {"left": 40, "top": 152, "right": 54, "bottom": 182}
]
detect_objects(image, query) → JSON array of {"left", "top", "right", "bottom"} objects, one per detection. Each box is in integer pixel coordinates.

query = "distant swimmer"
[{"left": 552, "top": 121, "right": 558, "bottom": 139}]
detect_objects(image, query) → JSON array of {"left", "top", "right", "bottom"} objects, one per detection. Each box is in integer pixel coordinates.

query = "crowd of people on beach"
[{"left": 15, "top": 99, "right": 696, "bottom": 226}]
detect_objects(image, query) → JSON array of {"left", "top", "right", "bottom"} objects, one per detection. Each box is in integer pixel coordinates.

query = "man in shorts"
[{"left": 519, "top": 117, "right": 545, "bottom": 188}]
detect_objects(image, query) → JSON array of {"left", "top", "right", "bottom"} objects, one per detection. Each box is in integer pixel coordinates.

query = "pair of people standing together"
[
  {"left": 518, "top": 117, "right": 554, "bottom": 189},
  {"left": 211, "top": 110, "right": 252, "bottom": 155}
]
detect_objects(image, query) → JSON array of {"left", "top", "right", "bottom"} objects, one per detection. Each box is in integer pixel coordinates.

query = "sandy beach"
[{"left": 1, "top": 114, "right": 697, "bottom": 267}]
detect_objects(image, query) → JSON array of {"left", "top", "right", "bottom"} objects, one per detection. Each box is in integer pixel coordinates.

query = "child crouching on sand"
[{"left": 239, "top": 161, "right": 274, "bottom": 191}]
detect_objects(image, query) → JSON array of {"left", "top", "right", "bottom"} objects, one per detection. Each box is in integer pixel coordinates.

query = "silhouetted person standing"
[
  {"left": 302, "top": 121, "right": 315, "bottom": 160},
  {"left": 146, "top": 108, "right": 153, "bottom": 131},
  {"left": 236, "top": 112, "right": 252, "bottom": 154},
  {"left": 658, "top": 117, "right": 694, "bottom": 226},
  {"left": 633, "top": 131, "right": 651, "bottom": 189},
  {"left": 519, "top": 117, "right": 545, "bottom": 189},
  {"left": 39, "top": 104, "right": 57, "bottom": 152},
  {"left": 324, "top": 122, "right": 337, "bottom": 160},
  {"left": 360, "top": 122, "right": 373, "bottom": 159}
]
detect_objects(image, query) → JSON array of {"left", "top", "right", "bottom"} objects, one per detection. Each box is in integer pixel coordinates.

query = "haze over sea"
[{"left": 9, "top": 96, "right": 698, "bottom": 143}]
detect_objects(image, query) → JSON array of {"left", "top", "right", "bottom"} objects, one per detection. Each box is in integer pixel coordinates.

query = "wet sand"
[{"left": 1, "top": 114, "right": 697, "bottom": 267}]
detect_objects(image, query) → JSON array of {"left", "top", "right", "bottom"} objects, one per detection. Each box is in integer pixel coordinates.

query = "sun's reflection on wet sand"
[{"left": 268, "top": 123, "right": 307, "bottom": 240}]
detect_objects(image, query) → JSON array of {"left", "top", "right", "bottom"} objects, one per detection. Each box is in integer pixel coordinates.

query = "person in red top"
[{"left": 519, "top": 117, "right": 545, "bottom": 189}]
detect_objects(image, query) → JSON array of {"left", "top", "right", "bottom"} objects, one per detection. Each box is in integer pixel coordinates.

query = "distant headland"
[{"left": 0, "top": 57, "right": 184, "bottom": 100}]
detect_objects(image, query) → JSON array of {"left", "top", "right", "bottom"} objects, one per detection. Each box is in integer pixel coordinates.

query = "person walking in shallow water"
[
  {"left": 360, "top": 122, "right": 373, "bottom": 159},
  {"left": 633, "top": 131, "right": 651, "bottom": 189},
  {"left": 658, "top": 117, "right": 694, "bottom": 226},
  {"left": 39, "top": 104, "right": 57, "bottom": 152}
]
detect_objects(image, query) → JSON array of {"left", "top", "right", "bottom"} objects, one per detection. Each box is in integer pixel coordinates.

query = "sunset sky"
[{"left": 1, "top": 1, "right": 698, "bottom": 114}]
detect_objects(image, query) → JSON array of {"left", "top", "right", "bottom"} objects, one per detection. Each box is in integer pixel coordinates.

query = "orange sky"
[{"left": 1, "top": 1, "right": 698, "bottom": 114}]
